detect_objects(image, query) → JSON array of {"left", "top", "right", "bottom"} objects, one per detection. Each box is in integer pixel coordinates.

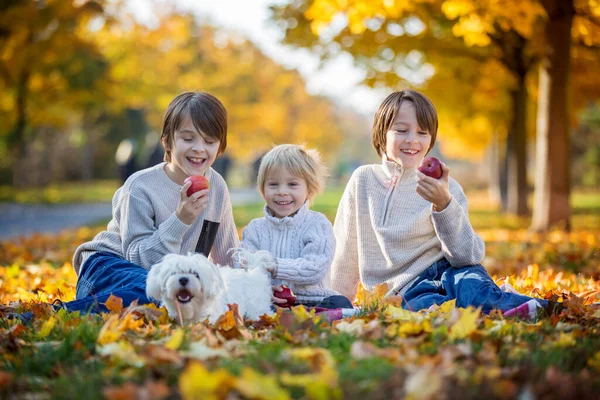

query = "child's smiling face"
[
  {"left": 263, "top": 167, "right": 308, "bottom": 218},
  {"left": 385, "top": 101, "right": 432, "bottom": 169},
  {"left": 164, "top": 114, "right": 220, "bottom": 184}
]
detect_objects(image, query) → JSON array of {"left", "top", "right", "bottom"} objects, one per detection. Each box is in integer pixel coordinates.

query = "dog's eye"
[{"left": 193, "top": 272, "right": 200, "bottom": 279}]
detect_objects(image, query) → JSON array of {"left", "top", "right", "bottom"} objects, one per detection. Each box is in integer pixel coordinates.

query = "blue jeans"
[
  {"left": 402, "top": 258, "right": 548, "bottom": 313},
  {"left": 64, "top": 252, "right": 158, "bottom": 313}
]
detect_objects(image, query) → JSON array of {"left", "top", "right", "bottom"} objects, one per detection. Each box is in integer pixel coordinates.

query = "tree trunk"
[
  {"left": 506, "top": 78, "right": 529, "bottom": 216},
  {"left": 487, "top": 132, "right": 502, "bottom": 208},
  {"left": 531, "top": 0, "right": 574, "bottom": 232},
  {"left": 10, "top": 70, "right": 31, "bottom": 188}
]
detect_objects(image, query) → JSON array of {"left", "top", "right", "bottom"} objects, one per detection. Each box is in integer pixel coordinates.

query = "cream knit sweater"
[
  {"left": 72, "top": 163, "right": 240, "bottom": 274},
  {"left": 242, "top": 202, "right": 338, "bottom": 303},
  {"left": 330, "top": 158, "right": 485, "bottom": 301}
]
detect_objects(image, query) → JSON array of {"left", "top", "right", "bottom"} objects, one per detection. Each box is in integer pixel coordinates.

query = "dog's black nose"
[{"left": 179, "top": 277, "right": 189, "bottom": 286}]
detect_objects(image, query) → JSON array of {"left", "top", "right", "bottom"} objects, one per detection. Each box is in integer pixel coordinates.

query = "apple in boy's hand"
[
  {"left": 274, "top": 285, "right": 296, "bottom": 308},
  {"left": 184, "top": 176, "right": 210, "bottom": 197},
  {"left": 418, "top": 157, "right": 443, "bottom": 179}
]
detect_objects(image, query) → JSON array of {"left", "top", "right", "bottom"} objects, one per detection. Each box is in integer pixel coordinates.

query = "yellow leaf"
[
  {"left": 398, "top": 320, "right": 432, "bottom": 336},
  {"left": 291, "top": 305, "right": 317, "bottom": 323},
  {"left": 554, "top": 332, "right": 577, "bottom": 348},
  {"left": 104, "top": 294, "right": 123, "bottom": 313},
  {"left": 234, "top": 367, "right": 290, "bottom": 400},
  {"left": 356, "top": 282, "right": 388, "bottom": 307},
  {"left": 448, "top": 307, "right": 481, "bottom": 340},
  {"left": 97, "top": 314, "right": 122, "bottom": 345},
  {"left": 96, "top": 341, "right": 145, "bottom": 367},
  {"left": 179, "top": 362, "right": 234, "bottom": 400},
  {"left": 37, "top": 316, "right": 57, "bottom": 339},
  {"left": 384, "top": 305, "right": 422, "bottom": 322},
  {"left": 165, "top": 328, "right": 185, "bottom": 350}
]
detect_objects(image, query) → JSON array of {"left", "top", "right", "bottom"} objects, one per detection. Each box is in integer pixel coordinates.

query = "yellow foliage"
[
  {"left": 165, "top": 328, "right": 185, "bottom": 351},
  {"left": 234, "top": 367, "right": 290, "bottom": 400},
  {"left": 179, "top": 362, "right": 235, "bottom": 400},
  {"left": 37, "top": 316, "right": 57, "bottom": 339},
  {"left": 355, "top": 282, "right": 389, "bottom": 307},
  {"left": 448, "top": 307, "right": 481, "bottom": 340}
]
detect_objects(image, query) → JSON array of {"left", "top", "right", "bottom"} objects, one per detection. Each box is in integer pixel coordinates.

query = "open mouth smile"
[
  {"left": 176, "top": 289, "right": 194, "bottom": 304},
  {"left": 401, "top": 149, "right": 419, "bottom": 155},
  {"left": 187, "top": 157, "right": 206, "bottom": 166}
]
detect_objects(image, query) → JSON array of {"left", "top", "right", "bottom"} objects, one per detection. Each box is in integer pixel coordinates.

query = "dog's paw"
[{"left": 233, "top": 248, "right": 275, "bottom": 268}]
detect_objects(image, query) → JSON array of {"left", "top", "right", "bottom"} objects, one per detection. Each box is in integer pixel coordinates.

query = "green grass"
[
  {"left": 0, "top": 180, "right": 120, "bottom": 204},
  {"left": 231, "top": 187, "right": 600, "bottom": 231}
]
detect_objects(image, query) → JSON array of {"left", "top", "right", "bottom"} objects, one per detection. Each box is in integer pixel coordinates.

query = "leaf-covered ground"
[{"left": 1, "top": 221, "right": 599, "bottom": 399}]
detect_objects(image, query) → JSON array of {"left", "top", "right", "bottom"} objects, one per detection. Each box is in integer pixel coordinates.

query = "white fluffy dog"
[{"left": 146, "top": 249, "right": 275, "bottom": 324}]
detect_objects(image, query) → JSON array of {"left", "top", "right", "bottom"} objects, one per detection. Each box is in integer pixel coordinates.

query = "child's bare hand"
[
  {"left": 271, "top": 285, "right": 288, "bottom": 305},
  {"left": 176, "top": 181, "right": 209, "bottom": 225},
  {"left": 416, "top": 162, "right": 452, "bottom": 211}
]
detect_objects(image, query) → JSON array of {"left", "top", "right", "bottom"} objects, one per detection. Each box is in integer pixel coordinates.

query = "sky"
[{"left": 128, "top": 0, "right": 387, "bottom": 115}]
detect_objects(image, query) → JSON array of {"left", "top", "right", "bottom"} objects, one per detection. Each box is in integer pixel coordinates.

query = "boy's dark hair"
[
  {"left": 372, "top": 90, "right": 438, "bottom": 157},
  {"left": 161, "top": 92, "right": 228, "bottom": 162}
]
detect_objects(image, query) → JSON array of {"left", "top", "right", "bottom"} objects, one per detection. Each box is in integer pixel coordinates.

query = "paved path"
[{"left": 0, "top": 188, "right": 261, "bottom": 241}]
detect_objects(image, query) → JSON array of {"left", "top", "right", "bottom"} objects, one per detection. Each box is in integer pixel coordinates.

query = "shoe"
[
  {"left": 503, "top": 300, "right": 544, "bottom": 320},
  {"left": 52, "top": 299, "right": 67, "bottom": 311}
]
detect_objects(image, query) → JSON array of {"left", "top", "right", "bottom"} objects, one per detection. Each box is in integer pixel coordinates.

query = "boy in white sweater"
[
  {"left": 331, "top": 90, "right": 555, "bottom": 316},
  {"left": 242, "top": 144, "right": 352, "bottom": 309}
]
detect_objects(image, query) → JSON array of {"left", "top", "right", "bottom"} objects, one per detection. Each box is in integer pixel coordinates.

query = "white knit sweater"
[
  {"left": 72, "top": 163, "right": 240, "bottom": 274},
  {"left": 241, "top": 202, "right": 339, "bottom": 303},
  {"left": 330, "top": 158, "right": 485, "bottom": 301}
]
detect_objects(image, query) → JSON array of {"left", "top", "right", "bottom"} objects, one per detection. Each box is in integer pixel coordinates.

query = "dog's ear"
[
  {"left": 191, "top": 253, "right": 224, "bottom": 299},
  {"left": 146, "top": 260, "right": 168, "bottom": 301}
]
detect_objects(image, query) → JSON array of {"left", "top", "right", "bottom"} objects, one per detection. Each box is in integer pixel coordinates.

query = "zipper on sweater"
[{"left": 381, "top": 164, "right": 401, "bottom": 224}]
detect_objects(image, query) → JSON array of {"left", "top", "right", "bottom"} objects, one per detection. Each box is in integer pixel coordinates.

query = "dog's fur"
[{"left": 146, "top": 250, "right": 274, "bottom": 324}]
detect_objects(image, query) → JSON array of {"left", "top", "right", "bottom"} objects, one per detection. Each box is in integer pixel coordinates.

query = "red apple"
[
  {"left": 274, "top": 285, "right": 296, "bottom": 308},
  {"left": 418, "top": 156, "right": 443, "bottom": 179},
  {"left": 184, "top": 175, "right": 210, "bottom": 197}
]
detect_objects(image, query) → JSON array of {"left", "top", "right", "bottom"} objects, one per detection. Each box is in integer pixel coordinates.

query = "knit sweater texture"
[
  {"left": 242, "top": 202, "right": 338, "bottom": 302},
  {"left": 73, "top": 163, "right": 240, "bottom": 274},
  {"left": 330, "top": 158, "right": 485, "bottom": 301}
]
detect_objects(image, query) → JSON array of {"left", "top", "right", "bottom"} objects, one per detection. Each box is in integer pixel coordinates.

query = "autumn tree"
[
  {"left": 270, "top": 0, "right": 600, "bottom": 224},
  {"left": 0, "top": 0, "right": 110, "bottom": 186},
  {"left": 95, "top": 10, "right": 342, "bottom": 162}
]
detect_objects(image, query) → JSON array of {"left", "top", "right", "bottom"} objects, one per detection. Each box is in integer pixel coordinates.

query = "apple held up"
[
  {"left": 274, "top": 285, "right": 297, "bottom": 308},
  {"left": 418, "top": 157, "right": 443, "bottom": 179},
  {"left": 184, "top": 175, "right": 210, "bottom": 197}
]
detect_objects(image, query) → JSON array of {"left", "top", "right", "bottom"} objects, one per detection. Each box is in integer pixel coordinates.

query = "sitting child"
[
  {"left": 241, "top": 144, "right": 352, "bottom": 309},
  {"left": 330, "top": 89, "right": 560, "bottom": 317}
]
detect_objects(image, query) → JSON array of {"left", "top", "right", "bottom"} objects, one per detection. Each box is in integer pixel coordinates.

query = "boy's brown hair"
[
  {"left": 161, "top": 92, "right": 228, "bottom": 162},
  {"left": 372, "top": 90, "right": 438, "bottom": 157}
]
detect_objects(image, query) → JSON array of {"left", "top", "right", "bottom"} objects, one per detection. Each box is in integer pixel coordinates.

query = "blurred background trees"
[
  {"left": 0, "top": 0, "right": 598, "bottom": 232},
  {"left": 270, "top": 0, "right": 600, "bottom": 231},
  {"left": 0, "top": 0, "right": 349, "bottom": 187}
]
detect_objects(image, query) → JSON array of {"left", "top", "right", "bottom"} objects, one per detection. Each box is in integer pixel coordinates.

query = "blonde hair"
[{"left": 257, "top": 144, "right": 327, "bottom": 202}]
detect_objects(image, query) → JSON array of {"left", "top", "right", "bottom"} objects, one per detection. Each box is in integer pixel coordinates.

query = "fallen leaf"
[
  {"left": 448, "top": 307, "right": 481, "bottom": 341},
  {"left": 234, "top": 367, "right": 290, "bottom": 400},
  {"left": 104, "top": 294, "right": 124, "bottom": 313}
]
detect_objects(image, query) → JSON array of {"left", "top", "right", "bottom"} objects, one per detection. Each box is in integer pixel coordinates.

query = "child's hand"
[
  {"left": 416, "top": 161, "right": 452, "bottom": 211},
  {"left": 176, "top": 180, "right": 209, "bottom": 225},
  {"left": 271, "top": 285, "right": 288, "bottom": 306}
]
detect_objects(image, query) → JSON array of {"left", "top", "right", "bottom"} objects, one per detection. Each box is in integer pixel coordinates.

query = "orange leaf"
[{"left": 104, "top": 294, "right": 124, "bottom": 313}]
